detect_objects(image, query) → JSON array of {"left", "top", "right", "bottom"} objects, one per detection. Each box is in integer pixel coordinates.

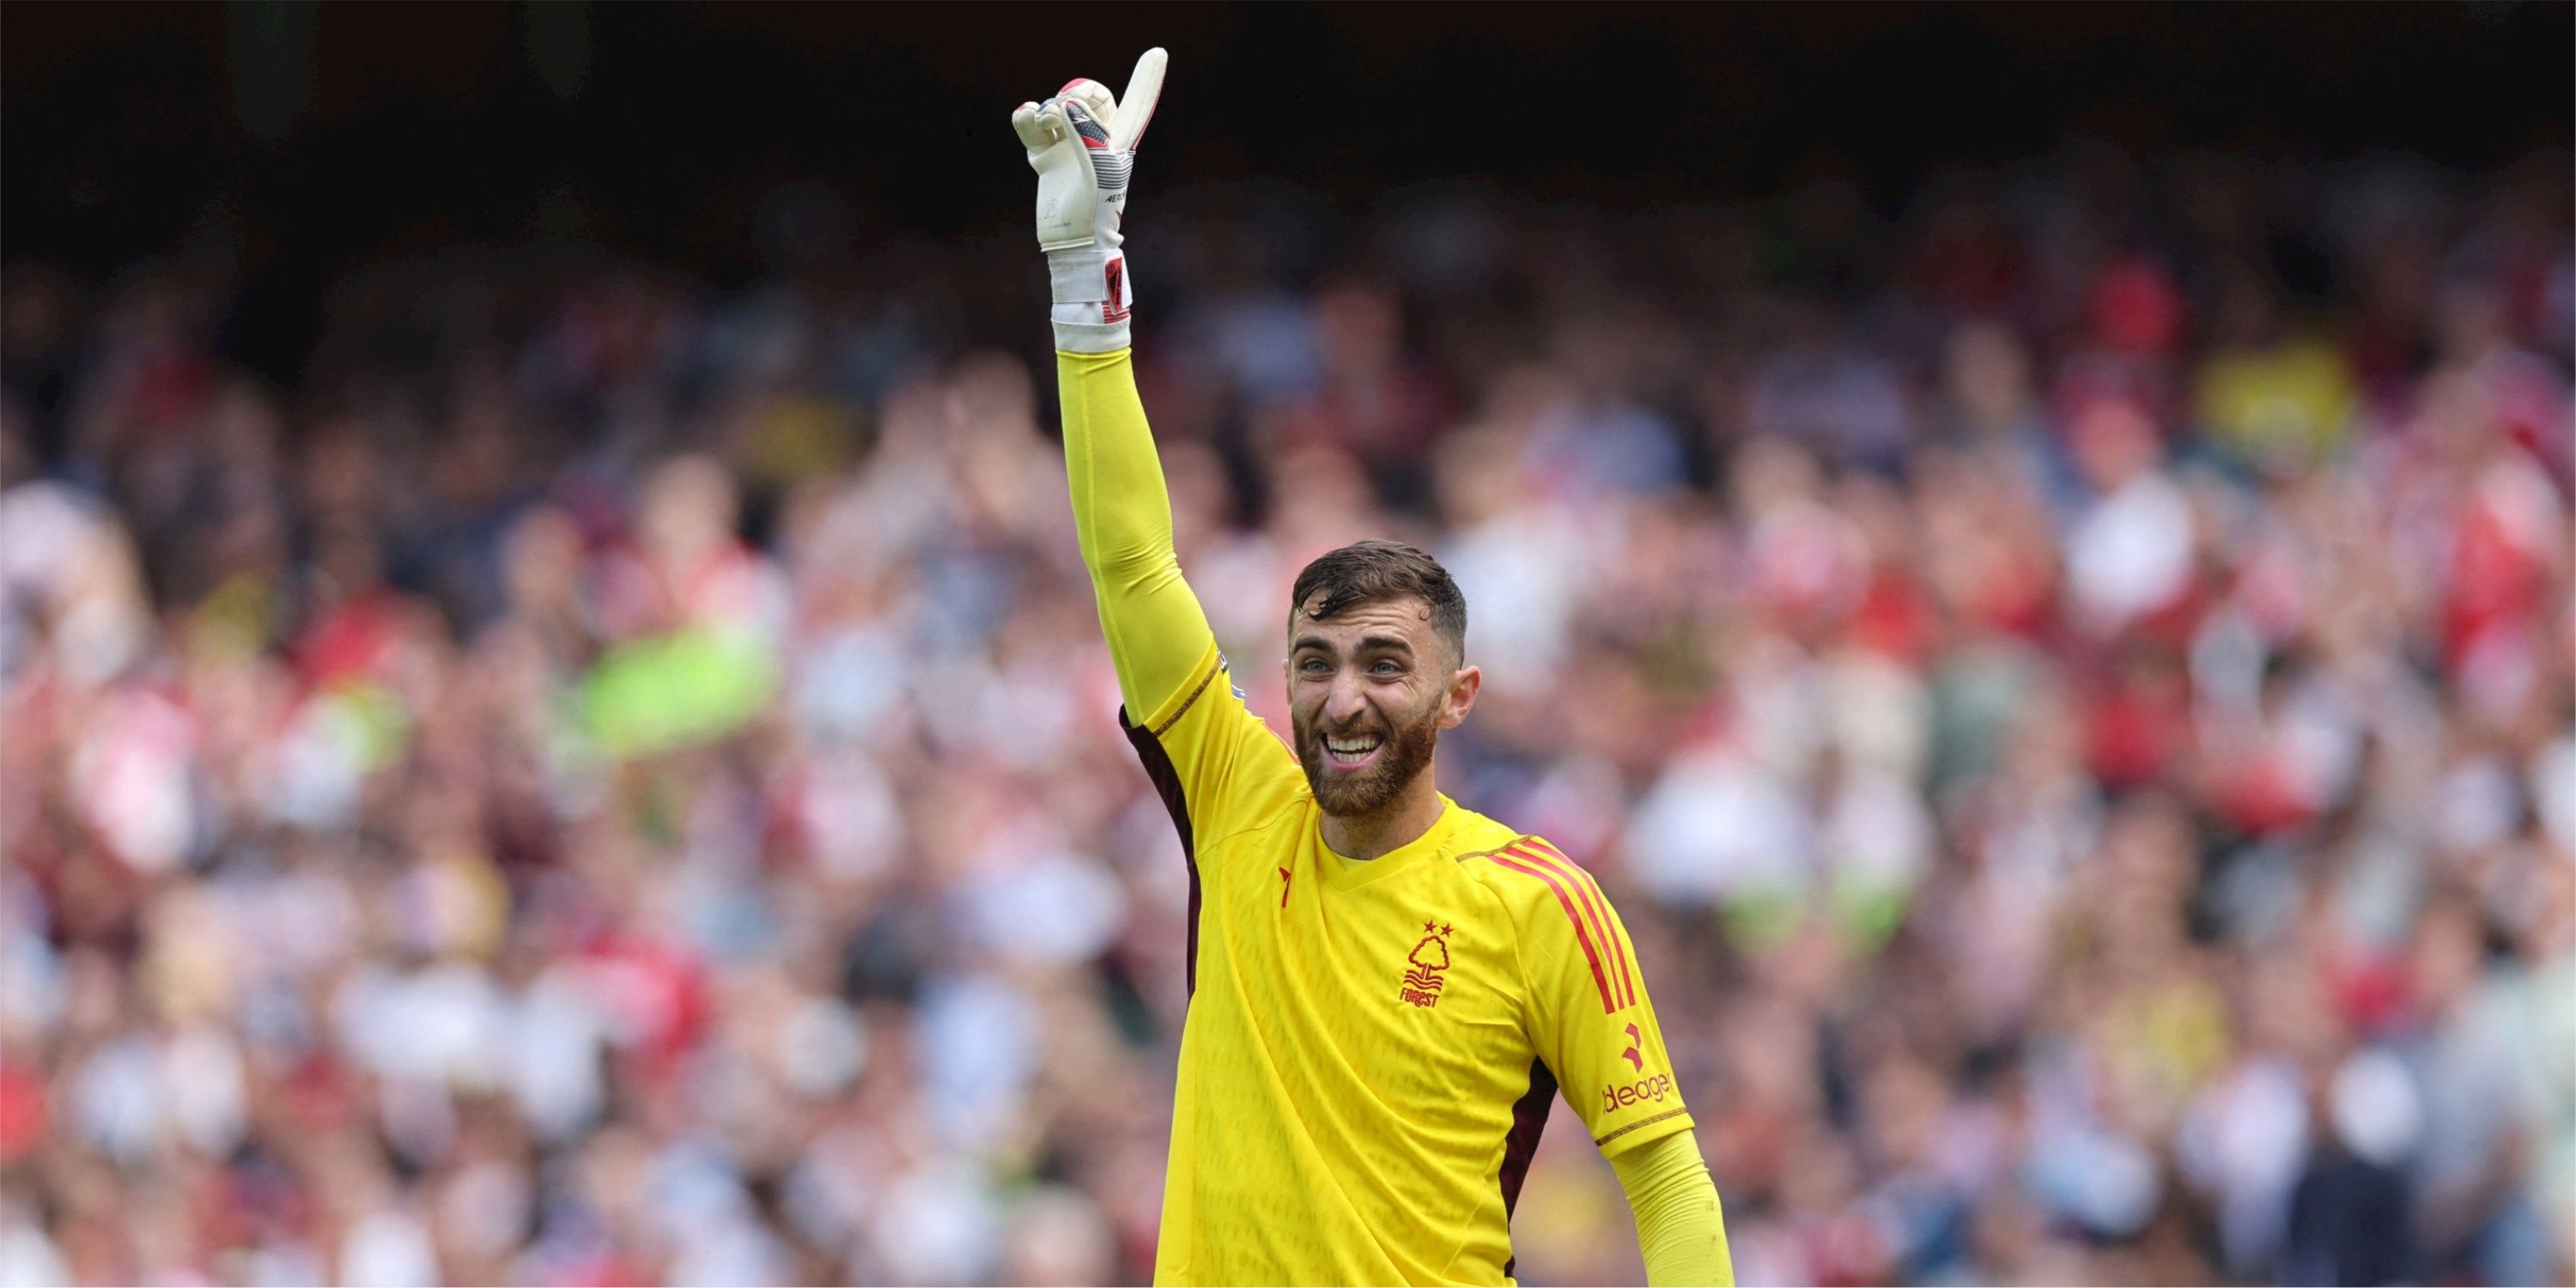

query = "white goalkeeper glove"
[{"left": 1011, "top": 47, "right": 1166, "bottom": 353}]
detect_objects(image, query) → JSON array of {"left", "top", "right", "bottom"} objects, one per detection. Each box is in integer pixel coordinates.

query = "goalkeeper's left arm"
[{"left": 1615, "top": 1131, "right": 1735, "bottom": 1285}]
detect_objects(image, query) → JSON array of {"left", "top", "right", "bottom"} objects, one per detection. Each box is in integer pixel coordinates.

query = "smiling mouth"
[{"left": 1321, "top": 732, "right": 1383, "bottom": 770}]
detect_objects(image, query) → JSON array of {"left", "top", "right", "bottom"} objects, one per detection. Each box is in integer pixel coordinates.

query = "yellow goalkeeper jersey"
[{"left": 1058, "top": 348, "right": 1694, "bottom": 1285}]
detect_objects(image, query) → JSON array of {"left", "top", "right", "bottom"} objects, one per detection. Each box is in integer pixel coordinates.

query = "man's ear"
[{"left": 1438, "top": 663, "right": 1481, "bottom": 730}]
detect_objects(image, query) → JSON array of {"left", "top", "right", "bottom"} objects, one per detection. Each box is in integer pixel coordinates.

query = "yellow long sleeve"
[
  {"left": 1611, "top": 1129, "right": 1735, "bottom": 1285},
  {"left": 1058, "top": 348, "right": 1220, "bottom": 718}
]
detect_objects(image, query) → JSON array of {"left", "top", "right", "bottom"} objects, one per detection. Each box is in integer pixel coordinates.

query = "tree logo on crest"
[{"left": 1400, "top": 920, "right": 1453, "bottom": 1007}]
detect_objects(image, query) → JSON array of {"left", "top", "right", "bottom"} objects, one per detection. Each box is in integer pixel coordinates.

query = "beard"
[{"left": 1294, "top": 696, "right": 1443, "bottom": 818}]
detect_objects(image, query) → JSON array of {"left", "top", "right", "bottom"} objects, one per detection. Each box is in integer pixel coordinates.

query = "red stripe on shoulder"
[
  {"left": 1515, "top": 838, "right": 1636, "bottom": 1010},
  {"left": 1505, "top": 841, "right": 1631, "bottom": 1011},
  {"left": 1482, "top": 849, "right": 1618, "bottom": 1014}
]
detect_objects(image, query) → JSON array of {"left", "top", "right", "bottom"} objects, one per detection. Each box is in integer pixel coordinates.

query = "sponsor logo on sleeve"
[
  {"left": 1603, "top": 1028, "right": 1674, "bottom": 1109},
  {"left": 1601, "top": 1072, "right": 1676, "bottom": 1113}
]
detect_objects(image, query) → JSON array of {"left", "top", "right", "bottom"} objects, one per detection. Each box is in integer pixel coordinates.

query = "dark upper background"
[{"left": 6, "top": 2, "right": 2569, "bottom": 385}]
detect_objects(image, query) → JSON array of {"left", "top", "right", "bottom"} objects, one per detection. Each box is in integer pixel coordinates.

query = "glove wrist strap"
[{"left": 1046, "top": 246, "right": 1133, "bottom": 353}]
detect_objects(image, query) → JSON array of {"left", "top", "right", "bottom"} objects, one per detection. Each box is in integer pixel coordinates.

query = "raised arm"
[
  {"left": 1013, "top": 52, "right": 1211, "bottom": 716},
  {"left": 1016, "top": 52, "right": 1304, "bottom": 873},
  {"left": 1059, "top": 347, "right": 1213, "bottom": 716}
]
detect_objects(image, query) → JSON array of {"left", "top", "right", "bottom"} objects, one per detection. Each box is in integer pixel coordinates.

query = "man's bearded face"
[
  {"left": 1285, "top": 596, "right": 1451, "bottom": 818},
  {"left": 1293, "top": 671, "right": 1443, "bottom": 817}
]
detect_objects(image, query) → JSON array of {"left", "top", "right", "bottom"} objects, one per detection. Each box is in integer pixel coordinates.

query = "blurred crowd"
[{"left": 1, "top": 143, "right": 2570, "bottom": 1286}]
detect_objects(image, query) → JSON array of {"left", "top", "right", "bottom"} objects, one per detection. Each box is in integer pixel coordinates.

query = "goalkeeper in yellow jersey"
[{"left": 1012, "top": 51, "right": 1732, "bottom": 1286}]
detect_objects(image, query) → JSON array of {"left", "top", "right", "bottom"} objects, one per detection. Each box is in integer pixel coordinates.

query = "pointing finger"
[{"left": 1111, "top": 47, "right": 1167, "bottom": 152}]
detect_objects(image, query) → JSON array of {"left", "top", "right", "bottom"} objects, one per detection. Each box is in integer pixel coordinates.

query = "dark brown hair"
[{"left": 1288, "top": 539, "right": 1467, "bottom": 665}]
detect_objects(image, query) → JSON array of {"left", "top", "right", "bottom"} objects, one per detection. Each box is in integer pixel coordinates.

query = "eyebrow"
[{"left": 1292, "top": 634, "right": 1417, "bottom": 658}]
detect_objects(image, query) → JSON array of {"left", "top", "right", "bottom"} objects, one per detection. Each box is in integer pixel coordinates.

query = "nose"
[{"left": 1323, "top": 668, "right": 1372, "bottom": 728}]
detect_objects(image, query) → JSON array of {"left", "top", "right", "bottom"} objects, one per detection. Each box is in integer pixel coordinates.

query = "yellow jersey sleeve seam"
[
  {"left": 1148, "top": 646, "right": 1226, "bottom": 738},
  {"left": 1595, "top": 1106, "right": 1694, "bottom": 1152},
  {"left": 1130, "top": 638, "right": 1222, "bottom": 736}
]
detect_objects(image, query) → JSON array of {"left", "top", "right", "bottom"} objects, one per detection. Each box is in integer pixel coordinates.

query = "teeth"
[{"left": 1326, "top": 736, "right": 1380, "bottom": 754}]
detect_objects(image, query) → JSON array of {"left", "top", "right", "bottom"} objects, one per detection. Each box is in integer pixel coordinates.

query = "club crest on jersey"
[{"left": 1400, "top": 920, "right": 1453, "bottom": 1007}]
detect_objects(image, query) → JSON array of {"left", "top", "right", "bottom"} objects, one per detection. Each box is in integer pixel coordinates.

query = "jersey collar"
[{"left": 1319, "top": 793, "right": 1460, "bottom": 891}]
